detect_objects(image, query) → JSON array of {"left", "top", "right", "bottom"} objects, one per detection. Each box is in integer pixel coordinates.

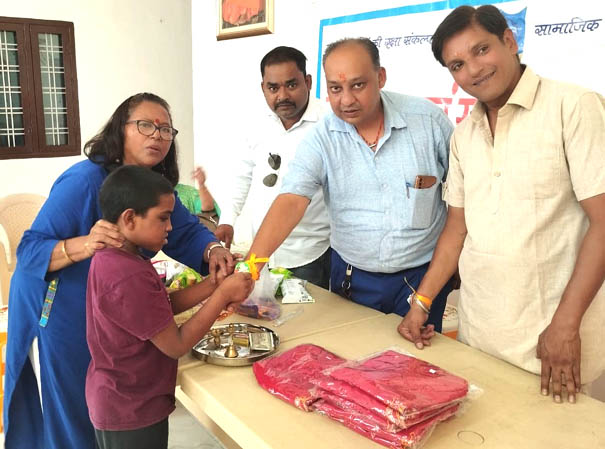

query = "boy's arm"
[
  {"left": 169, "top": 278, "right": 218, "bottom": 315},
  {"left": 151, "top": 272, "right": 254, "bottom": 359},
  {"left": 151, "top": 291, "right": 229, "bottom": 359}
]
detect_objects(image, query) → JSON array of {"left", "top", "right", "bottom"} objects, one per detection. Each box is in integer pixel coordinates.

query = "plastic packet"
[
  {"left": 168, "top": 267, "right": 202, "bottom": 290},
  {"left": 153, "top": 260, "right": 202, "bottom": 289},
  {"left": 311, "top": 347, "right": 476, "bottom": 448},
  {"left": 311, "top": 376, "right": 460, "bottom": 430},
  {"left": 253, "top": 343, "right": 479, "bottom": 449},
  {"left": 322, "top": 348, "right": 470, "bottom": 417},
  {"left": 270, "top": 267, "right": 292, "bottom": 296},
  {"left": 272, "top": 306, "right": 304, "bottom": 327},
  {"left": 236, "top": 265, "right": 281, "bottom": 320},
  {"left": 281, "top": 278, "right": 314, "bottom": 304},
  {"left": 252, "top": 344, "right": 345, "bottom": 411},
  {"left": 313, "top": 398, "right": 459, "bottom": 449}
]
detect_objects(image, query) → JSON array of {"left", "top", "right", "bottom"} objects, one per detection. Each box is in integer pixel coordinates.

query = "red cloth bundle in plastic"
[
  {"left": 314, "top": 397, "right": 459, "bottom": 449},
  {"left": 328, "top": 350, "right": 469, "bottom": 416},
  {"left": 252, "top": 344, "right": 345, "bottom": 411},
  {"left": 312, "top": 376, "right": 458, "bottom": 429},
  {"left": 317, "top": 389, "right": 401, "bottom": 433}
]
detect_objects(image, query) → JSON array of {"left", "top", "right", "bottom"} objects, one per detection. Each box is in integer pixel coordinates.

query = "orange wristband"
[{"left": 415, "top": 293, "right": 433, "bottom": 309}]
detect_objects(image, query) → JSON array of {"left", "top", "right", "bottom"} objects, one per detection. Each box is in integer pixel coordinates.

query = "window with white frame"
[{"left": 0, "top": 17, "right": 80, "bottom": 159}]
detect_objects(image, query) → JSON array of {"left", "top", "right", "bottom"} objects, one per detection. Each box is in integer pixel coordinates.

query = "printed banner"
[{"left": 316, "top": 0, "right": 604, "bottom": 124}]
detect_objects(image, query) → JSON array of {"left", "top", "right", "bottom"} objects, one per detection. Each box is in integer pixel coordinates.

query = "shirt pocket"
[
  {"left": 511, "top": 137, "right": 561, "bottom": 200},
  {"left": 408, "top": 182, "right": 439, "bottom": 229}
]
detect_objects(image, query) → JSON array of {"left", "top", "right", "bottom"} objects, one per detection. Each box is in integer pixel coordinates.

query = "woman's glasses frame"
[{"left": 126, "top": 120, "right": 179, "bottom": 141}]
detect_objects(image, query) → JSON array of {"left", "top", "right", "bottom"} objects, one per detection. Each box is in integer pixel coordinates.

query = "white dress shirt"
[{"left": 220, "top": 96, "right": 330, "bottom": 269}]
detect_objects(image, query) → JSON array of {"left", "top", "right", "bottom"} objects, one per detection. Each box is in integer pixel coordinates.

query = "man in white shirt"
[{"left": 216, "top": 46, "right": 331, "bottom": 288}]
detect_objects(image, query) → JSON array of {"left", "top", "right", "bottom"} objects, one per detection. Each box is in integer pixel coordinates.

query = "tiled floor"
[{"left": 169, "top": 400, "right": 225, "bottom": 449}]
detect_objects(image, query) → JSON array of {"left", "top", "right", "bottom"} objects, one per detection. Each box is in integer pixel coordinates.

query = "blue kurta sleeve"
[
  {"left": 16, "top": 162, "right": 104, "bottom": 282},
  {"left": 161, "top": 193, "right": 218, "bottom": 275}
]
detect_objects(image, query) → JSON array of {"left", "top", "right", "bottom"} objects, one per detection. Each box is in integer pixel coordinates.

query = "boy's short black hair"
[
  {"left": 431, "top": 5, "right": 510, "bottom": 66},
  {"left": 260, "top": 46, "right": 307, "bottom": 77},
  {"left": 100, "top": 165, "right": 174, "bottom": 223}
]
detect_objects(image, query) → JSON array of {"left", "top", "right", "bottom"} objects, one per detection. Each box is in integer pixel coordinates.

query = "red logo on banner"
[{"left": 427, "top": 83, "right": 476, "bottom": 124}]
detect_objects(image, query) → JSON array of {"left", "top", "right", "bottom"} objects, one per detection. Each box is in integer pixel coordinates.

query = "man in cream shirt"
[
  {"left": 216, "top": 46, "right": 331, "bottom": 288},
  {"left": 398, "top": 5, "right": 605, "bottom": 404}
]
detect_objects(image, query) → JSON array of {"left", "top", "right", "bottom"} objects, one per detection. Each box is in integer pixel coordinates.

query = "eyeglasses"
[
  {"left": 126, "top": 120, "right": 178, "bottom": 141},
  {"left": 263, "top": 153, "right": 281, "bottom": 187}
]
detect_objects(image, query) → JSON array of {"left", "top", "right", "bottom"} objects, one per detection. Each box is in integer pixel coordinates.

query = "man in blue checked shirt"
[{"left": 247, "top": 38, "right": 454, "bottom": 340}]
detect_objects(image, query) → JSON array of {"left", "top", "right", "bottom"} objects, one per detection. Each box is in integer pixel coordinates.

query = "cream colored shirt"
[{"left": 445, "top": 67, "right": 605, "bottom": 383}]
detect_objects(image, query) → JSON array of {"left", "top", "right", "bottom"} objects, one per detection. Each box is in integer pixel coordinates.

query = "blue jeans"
[
  {"left": 330, "top": 250, "right": 452, "bottom": 332},
  {"left": 288, "top": 248, "right": 331, "bottom": 290}
]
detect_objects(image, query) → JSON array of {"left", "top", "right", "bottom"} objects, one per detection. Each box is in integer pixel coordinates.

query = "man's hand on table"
[
  {"left": 397, "top": 304, "right": 434, "bottom": 349},
  {"left": 536, "top": 320, "right": 582, "bottom": 404},
  {"left": 207, "top": 244, "right": 235, "bottom": 284},
  {"left": 215, "top": 224, "right": 234, "bottom": 249}
]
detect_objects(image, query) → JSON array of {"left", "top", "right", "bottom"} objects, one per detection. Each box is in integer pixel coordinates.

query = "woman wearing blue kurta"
[{"left": 3, "top": 93, "right": 234, "bottom": 449}]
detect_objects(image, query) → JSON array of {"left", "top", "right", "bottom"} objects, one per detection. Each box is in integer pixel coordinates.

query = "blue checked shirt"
[{"left": 280, "top": 91, "right": 453, "bottom": 273}]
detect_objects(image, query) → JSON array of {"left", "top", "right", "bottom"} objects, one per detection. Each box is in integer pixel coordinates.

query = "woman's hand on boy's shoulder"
[
  {"left": 218, "top": 272, "right": 255, "bottom": 310},
  {"left": 86, "top": 219, "right": 125, "bottom": 255}
]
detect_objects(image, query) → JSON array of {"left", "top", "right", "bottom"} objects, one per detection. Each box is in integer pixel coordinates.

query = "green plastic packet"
[
  {"left": 168, "top": 267, "right": 202, "bottom": 290},
  {"left": 270, "top": 267, "right": 292, "bottom": 297}
]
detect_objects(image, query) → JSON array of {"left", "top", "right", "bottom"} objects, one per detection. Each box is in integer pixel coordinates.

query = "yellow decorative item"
[{"left": 235, "top": 253, "right": 269, "bottom": 281}]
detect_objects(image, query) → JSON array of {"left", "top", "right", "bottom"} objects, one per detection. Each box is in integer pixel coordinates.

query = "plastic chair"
[{"left": 0, "top": 193, "right": 46, "bottom": 306}]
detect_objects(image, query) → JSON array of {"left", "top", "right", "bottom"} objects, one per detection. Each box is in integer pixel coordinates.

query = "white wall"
[
  {"left": 191, "top": 0, "right": 403, "bottom": 243},
  {"left": 0, "top": 0, "right": 195, "bottom": 197}
]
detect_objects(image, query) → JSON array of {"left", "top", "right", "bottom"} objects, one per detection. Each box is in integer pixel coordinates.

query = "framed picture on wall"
[{"left": 217, "top": 0, "right": 274, "bottom": 40}]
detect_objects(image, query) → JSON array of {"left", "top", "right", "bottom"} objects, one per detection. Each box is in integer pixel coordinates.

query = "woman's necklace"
[{"left": 361, "top": 116, "right": 384, "bottom": 149}]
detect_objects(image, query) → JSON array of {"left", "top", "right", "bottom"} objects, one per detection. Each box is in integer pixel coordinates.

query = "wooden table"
[{"left": 178, "top": 310, "right": 605, "bottom": 449}]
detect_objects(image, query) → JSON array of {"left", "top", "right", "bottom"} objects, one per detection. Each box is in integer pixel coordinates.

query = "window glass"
[
  {"left": 0, "top": 30, "right": 24, "bottom": 148},
  {"left": 38, "top": 32, "right": 67, "bottom": 146}
]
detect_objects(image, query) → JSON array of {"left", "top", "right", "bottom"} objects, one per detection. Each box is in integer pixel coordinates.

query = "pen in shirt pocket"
[{"left": 405, "top": 182, "right": 411, "bottom": 198}]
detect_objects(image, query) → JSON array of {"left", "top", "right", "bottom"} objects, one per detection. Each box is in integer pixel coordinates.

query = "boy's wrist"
[{"left": 211, "top": 288, "right": 229, "bottom": 308}]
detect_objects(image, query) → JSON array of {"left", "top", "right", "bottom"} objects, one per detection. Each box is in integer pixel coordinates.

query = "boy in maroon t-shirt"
[{"left": 85, "top": 165, "right": 254, "bottom": 449}]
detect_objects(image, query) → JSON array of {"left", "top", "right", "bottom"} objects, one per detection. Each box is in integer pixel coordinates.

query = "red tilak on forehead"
[
  {"left": 338, "top": 72, "right": 346, "bottom": 81},
  {"left": 154, "top": 118, "right": 161, "bottom": 125}
]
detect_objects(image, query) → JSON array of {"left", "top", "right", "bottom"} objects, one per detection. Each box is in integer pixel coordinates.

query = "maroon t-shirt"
[{"left": 85, "top": 247, "right": 177, "bottom": 430}]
